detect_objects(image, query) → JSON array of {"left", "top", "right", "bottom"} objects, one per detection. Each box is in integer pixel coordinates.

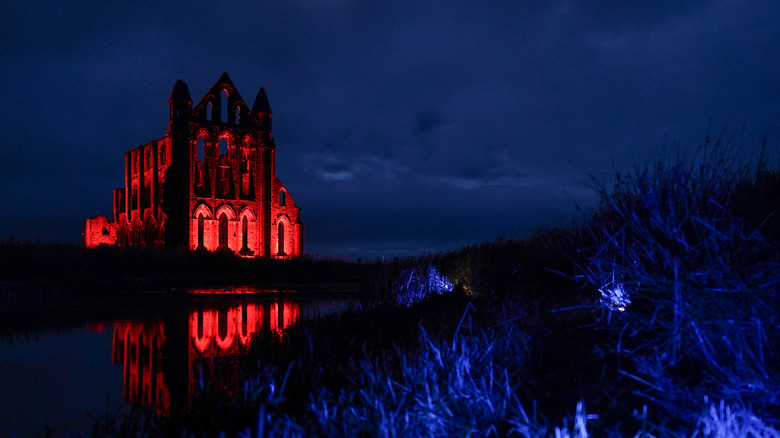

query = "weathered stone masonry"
[{"left": 84, "top": 73, "right": 303, "bottom": 258}]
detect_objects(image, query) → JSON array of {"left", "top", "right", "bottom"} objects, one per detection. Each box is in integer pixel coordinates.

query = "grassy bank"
[
  {"left": 157, "top": 142, "right": 779, "bottom": 437},
  {"left": 19, "top": 142, "right": 780, "bottom": 436}
]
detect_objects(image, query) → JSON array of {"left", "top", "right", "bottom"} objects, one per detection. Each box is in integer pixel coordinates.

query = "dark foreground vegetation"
[
  {"left": 0, "top": 245, "right": 368, "bottom": 329},
  {"left": 8, "top": 139, "right": 780, "bottom": 437}
]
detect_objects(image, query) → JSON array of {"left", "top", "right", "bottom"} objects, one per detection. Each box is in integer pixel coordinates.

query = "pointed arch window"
[
  {"left": 218, "top": 213, "right": 229, "bottom": 251},
  {"left": 279, "top": 190, "right": 286, "bottom": 206},
  {"left": 159, "top": 144, "right": 166, "bottom": 166},
  {"left": 235, "top": 106, "right": 240, "bottom": 124},
  {"left": 220, "top": 89, "right": 229, "bottom": 123},
  {"left": 241, "top": 216, "right": 249, "bottom": 251},
  {"left": 241, "top": 147, "right": 249, "bottom": 173},
  {"left": 219, "top": 138, "right": 228, "bottom": 157},
  {"left": 206, "top": 102, "right": 213, "bottom": 121},
  {"left": 277, "top": 222, "right": 286, "bottom": 256},
  {"left": 197, "top": 137, "right": 205, "bottom": 161},
  {"left": 197, "top": 214, "right": 205, "bottom": 249}
]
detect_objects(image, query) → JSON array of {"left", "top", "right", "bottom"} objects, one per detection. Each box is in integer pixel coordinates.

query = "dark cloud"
[{"left": 1, "top": 0, "right": 779, "bottom": 259}]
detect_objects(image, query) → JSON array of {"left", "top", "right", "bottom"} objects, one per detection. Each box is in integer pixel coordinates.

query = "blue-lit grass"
[
  {"left": 580, "top": 139, "right": 780, "bottom": 428},
  {"left": 367, "top": 257, "right": 455, "bottom": 306},
  {"left": 233, "top": 319, "right": 780, "bottom": 438},
  {"left": 692, "top": 399, "right": 780, "bottom": 438},
  {"left": 235, "top": 314, "right": 621, "bottom": 438},
  {"left": 308, "top": 311, "right": 529, "bottom": 437}
]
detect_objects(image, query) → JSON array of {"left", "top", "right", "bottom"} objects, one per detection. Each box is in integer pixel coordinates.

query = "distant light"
[
  {"left": 427, "top": 266, "right": 454, "bottom": 294},
  {"left": 598, "top": 269, "right": 630, "bottom": 311},
  {"left": 394, "top": 266, "right": 454, "bottom": 306}
]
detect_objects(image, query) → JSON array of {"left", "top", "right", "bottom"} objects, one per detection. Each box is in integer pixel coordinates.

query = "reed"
[{"left": 579, "top": 138, "right": 780, "bottom": 429}]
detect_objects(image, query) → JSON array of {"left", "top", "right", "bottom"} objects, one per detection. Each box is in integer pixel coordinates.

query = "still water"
[{"left": 0, "top": 288, "right": 351, "bottom": 437}]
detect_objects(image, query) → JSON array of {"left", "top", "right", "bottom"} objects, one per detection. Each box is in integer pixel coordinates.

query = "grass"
[
  {"left": 579, "top": 141, "right": 780, "bottom": 430},
  {"left": 306, "top": 310, "right": 529, "bottom": 437},
  {"left": 12, "top": 135, "right": 780, "bottom": 436}
]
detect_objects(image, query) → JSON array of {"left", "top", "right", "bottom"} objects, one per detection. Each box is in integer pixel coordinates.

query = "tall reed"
[{"left": 580, "top": 141, "right": 780, "bottom": 426}]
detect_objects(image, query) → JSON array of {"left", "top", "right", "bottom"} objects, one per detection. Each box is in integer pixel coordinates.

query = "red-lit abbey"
[{"left": 84, "top": 73, "right": 303, "bottom": 258}]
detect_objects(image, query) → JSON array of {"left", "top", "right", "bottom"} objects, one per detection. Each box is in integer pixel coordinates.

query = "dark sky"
[{"left": 2, "top": 1, "right": 779, "bottom": 260}]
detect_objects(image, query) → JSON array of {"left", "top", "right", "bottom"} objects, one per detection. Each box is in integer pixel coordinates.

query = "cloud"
[
  {"left": 424, "top": 175, "right": 537, "bottom": 190},
  {"left": 306, "top": 154, "right": 409, "bottom": 182}
]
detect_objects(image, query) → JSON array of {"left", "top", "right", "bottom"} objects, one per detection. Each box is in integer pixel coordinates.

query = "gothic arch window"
[
  {"left": 159, "top": 144, "right": 166, "bottom": 166},
  {"left": 197, "top": 214, "right": 205, "bottom": 249},
  {"left": 206, "top": 102, "right": 213, "bottom": 121},
  {"left": 219, "top": 138, "right": 228, "bottom": 157},
  {"left": 220, "top": 89, "right": 229, "bottom": 123},
  {"left": 241, "top": 144, "right": 250, "bottom": 172},
  {"left": 279, "top": 190, "right": 286, "bottom": 206},
  {"left": 241, "top": 216, "right": 249, "bottom": 251},
  {"left": 197, "top": 137, "right": 205, "bottom": 161},
  {"left": 218, "top": 213, "right": 229, "bottom": 251},
  {"left": 235, "top": 106, "right": 240, "bottom": 124},
  {"left": 277, "top": 222, "right": 286, "bottom": 256}
]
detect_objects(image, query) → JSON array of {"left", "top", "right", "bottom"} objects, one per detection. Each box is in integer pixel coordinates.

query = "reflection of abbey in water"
[
  {"left": 85, "top": 73, "right": 303, "bottom": 258},
  {"left": 112, "top": 300, "right": 299, "bottom": 415}
]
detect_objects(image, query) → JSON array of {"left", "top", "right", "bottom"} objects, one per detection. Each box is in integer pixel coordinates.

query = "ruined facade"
[{"left": 84, "top": 73, "right": 303, "bottom": 258}]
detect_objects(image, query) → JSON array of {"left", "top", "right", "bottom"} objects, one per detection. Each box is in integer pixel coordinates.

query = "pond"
[{"left": 0, "top": 287, "right": 353, "bottom": 437}]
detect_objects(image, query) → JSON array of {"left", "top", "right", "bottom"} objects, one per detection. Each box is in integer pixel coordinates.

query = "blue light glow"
[
  {"left": 394, "top": 266, "right": 454, "bottom": 306},
  {"left": 597, "top": 269, "right": 630, "bottom": 311}
]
